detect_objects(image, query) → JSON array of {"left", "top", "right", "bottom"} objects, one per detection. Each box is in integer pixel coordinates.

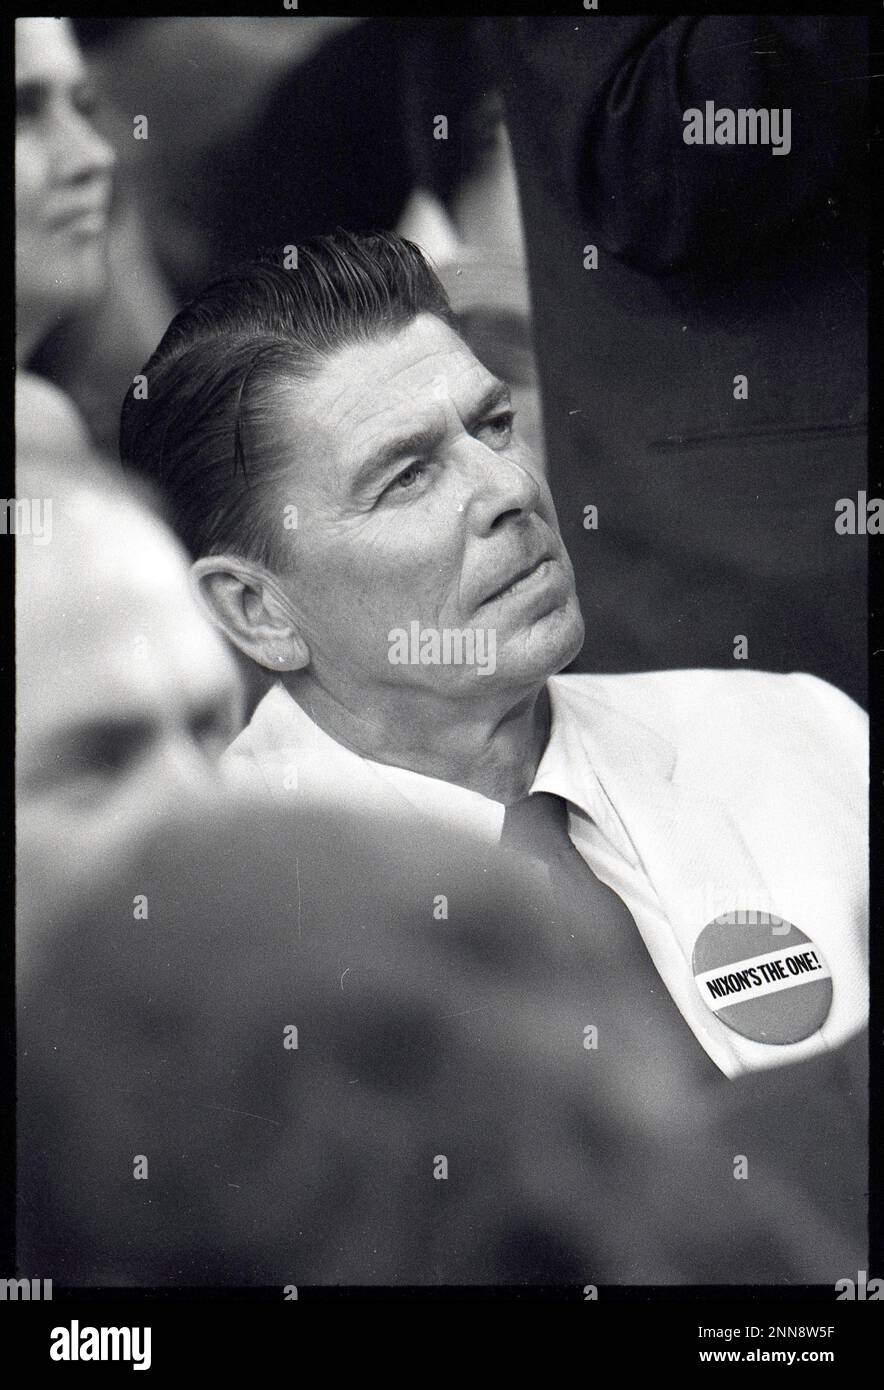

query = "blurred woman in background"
[{"left": 15, "top": 18, "right": 115, "bottom": 459}]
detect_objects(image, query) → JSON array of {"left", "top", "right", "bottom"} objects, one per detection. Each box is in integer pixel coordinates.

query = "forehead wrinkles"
[{"left": 323, "top": 342, "right": 493, "bottom": 452}]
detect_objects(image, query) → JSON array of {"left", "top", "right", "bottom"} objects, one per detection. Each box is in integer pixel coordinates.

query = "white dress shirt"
[{"left": 223, "top": 669, "right": 868, "bottom": 1079}]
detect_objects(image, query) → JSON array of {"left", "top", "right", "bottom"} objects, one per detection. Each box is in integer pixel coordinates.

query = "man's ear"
[{"left": 190, "top": 555, "right": 310, "bottom": 673}]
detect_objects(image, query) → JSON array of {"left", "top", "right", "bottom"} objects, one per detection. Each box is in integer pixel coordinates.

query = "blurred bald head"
[{"left": 16, "top": 455, "right": 242, "bottom": 942}]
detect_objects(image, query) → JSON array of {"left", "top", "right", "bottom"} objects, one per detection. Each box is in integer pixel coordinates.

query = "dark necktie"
[{"left": 499, "top": 791, "right": 720, "bottom": 1085}]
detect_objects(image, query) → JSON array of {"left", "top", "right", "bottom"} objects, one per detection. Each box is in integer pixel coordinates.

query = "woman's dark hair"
[{"left": 119, "top": 230, "right": 454, "bottom": 567}]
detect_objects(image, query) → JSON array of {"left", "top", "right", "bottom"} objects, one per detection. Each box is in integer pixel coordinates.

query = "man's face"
[
  {"left": 268, "top": 314, "right": 584, "bottom": 702},
  {"left": 17, "top": 494, "right": 242, "bottom": 937},
  {"left": 15, "top": 19, "right": 115, "bottom": 334}
]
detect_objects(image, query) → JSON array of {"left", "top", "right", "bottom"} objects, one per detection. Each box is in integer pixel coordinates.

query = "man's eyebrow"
[
  {"left": 464, "top": 379, "right": 512, "bottom": 432},
  {"left": 37, "top": 714, "right": 156, "bottom": 763},
  {"left": 351, "top": 424, "right": 442, "bottom": 495},
  {"left": 38, "top": 685, "right": 237, "bottom": 752},
  {"left": 351, "top": 379, "right": 513, "bottom": 495}
]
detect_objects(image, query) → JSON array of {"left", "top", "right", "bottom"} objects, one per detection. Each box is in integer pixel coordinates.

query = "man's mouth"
[{"left": 480, "top": 555, "right": 554, "bottom": 607}]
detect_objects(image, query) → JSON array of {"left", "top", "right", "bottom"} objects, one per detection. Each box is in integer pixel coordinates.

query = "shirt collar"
[
  {"left": 530, "top": 677, "right": 643, "bottom": 866},
  {"left": 233, "top": 678, "right": 669, "bottom": 867}
]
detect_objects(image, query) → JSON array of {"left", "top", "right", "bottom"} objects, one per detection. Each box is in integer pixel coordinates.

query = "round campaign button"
[{"left": 691, "top": 912, "right": 832, "bottom": 1045}]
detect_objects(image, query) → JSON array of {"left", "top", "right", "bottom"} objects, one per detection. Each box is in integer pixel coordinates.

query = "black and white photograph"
[{"left": 6, "top": 2, "right": 881, "bottom": 1357}]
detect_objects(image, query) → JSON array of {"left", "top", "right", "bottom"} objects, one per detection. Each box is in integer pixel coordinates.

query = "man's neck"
[{"left": 282, "top": 673, "right": 551, "bottom": 804}]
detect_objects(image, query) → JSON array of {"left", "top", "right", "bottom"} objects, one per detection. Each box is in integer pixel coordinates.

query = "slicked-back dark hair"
[{"left": 119, "top": 230, "right": 455, "bottom": 567}]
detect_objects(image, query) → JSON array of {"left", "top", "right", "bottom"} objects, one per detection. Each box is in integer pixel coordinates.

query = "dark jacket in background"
[{"left": 486, "top": 16, "right": 868, "bottom": 703}]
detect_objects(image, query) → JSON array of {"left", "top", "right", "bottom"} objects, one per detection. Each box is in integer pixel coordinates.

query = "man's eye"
[
  {"left": 54, "top": 737, "right": 141, "bottom": 799},
  {"left": 477, "top": 412, "right": 515, "bottom": 448},
  {"left": 47, "top": 756, "right": 128, "bottom": 808},
  {"left": 387, "top": 463, "right": 427, "bottom": 494}
]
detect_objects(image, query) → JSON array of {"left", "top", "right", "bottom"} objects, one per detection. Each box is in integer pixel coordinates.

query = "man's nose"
[{"left": 460, "top": 440, "right": 543, "bottom": 534}]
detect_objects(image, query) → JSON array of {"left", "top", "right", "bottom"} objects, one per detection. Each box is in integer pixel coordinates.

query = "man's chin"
[
  {"left": 549, "top": 616, "right": 586, "bottom": 675},
  {"left": 553, "top": 616, "right": 586, "bottom": 673},
  {"left": 495, "top": 605, "right": 585, "bottom": 685}
]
